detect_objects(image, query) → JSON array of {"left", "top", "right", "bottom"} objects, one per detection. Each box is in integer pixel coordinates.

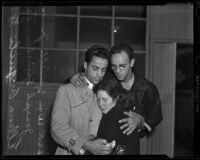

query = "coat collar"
[{"left": 83, "top": 76, "right": 94, "bottom": 90}]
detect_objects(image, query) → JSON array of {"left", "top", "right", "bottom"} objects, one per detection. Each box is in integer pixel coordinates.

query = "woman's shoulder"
[{"left": 110, "top": 104, "right": 131, "bottom": 119}]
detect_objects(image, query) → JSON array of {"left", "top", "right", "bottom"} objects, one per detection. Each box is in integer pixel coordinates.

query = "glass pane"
[
  {"left": 44, "top": 16, "right": 77, "bottom": 49},
  {"left": 20, "top": 6, "right": 43, "bottom": 14},
  {"left": 80, "top": 18, "right": 111, "bottom": 50},
  {"left": 78, "top": 51, "right": 85, "bottom": 72},
  {"left": 45, "top": 6, "right": 77, "bottom": 14},
  {"left": 115, "top": 6, "right": 146, "bottom": 18},
  {"left": 17, "top": 50, "right": 76, "bottom": 83},
  {"left": 43, "top": 50, "right": 76, "bottom": 83},
  {"left": 17, "top": 49, "right": 40, "bottom": 82},
  {"left": 134, "top": 53, "right": 145, "bottom": 76},
  {"left": 114, "top": 19, "right": 146, "bottom": 51},
  {"left": 18, "top": 15, "right": 41, "bottom": 47},
  {"left": 80, "top": 6, "right": 112, "bottom": 16}
]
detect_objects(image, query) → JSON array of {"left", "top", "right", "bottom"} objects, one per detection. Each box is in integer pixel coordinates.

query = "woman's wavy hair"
[{"left": 93, "top": 79, "right": 135, "bottom": 110}]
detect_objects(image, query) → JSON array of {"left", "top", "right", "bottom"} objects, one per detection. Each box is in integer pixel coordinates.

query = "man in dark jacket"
[
  {"left": 109, "top": 43, "right": 162, "bottom": 137},
  {"left": 70, "top": 43, "right": 162, "bottom": 138}
]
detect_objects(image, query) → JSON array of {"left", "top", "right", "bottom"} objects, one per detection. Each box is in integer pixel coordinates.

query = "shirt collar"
[{"left": 83, "top": 76, "right": 94, "bottom": 90}]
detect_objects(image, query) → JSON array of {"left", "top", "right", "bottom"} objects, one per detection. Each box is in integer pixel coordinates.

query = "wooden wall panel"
[
  {"left": 147, "top": 43, "right": 176, "bottom": 157},
  {"left": 150, "top": 5, "right": 193, "bottom": 43}
]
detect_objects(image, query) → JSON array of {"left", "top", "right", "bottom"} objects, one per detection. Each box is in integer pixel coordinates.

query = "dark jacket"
[
  {"left": 104, "top": 71, "right": 163, "bottom": 137},
  {"left": 97, "top": 104, "right": 140, "bottom": 155},
  {"left": 129, "top": 73, "right": 163, "bottom": 137}
]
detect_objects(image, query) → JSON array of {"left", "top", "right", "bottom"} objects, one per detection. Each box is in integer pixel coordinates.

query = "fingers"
[
  {"left": 126, "top": 128, "right": 134, "bottom": 135},
  {"left": 120, "top": 122, "right": 129, "bottom": 130},
  {"left": 119, "top": 111, "right": 134, "bottom": 123},
  {"left": 71, "top": 73, "right": 88, "bottom": 88},
  {"left": 123, "top": 111, "right": 130, "bottom": 116},
  {"left": 118, "top": 118, "right": 127, "bottom": 124},
  {"left": 99, "top": 149, "right": 111, "bottom": 155},
  {"left": 101, "top": 149, "right": 112, "bottom": 155},
  {"left": 124, "top": 111, "right": 135, "bottom": 118},
  {"left": 94, "top": 139, "right": 112, "bottom": 155},
  {"left": 122, "top": 127, "right": 130, "bottom": 135},
  {"left": 123, "top": 124, "right": 137, "bottom": 135},
  {"left": 75, "top": 81, "right": 83, "bottom": 88},
  {"left": 119, "top": 116, "right": 138, "bottom": 135},
  {"left": 78, "top": 74, "right": 88, "bottom": 87},
  {"left": 101, "top": 145, "right": 113, "bottom": 155},
  {"left": 99, "top": 139, "right": 108, "bottom": 144}
]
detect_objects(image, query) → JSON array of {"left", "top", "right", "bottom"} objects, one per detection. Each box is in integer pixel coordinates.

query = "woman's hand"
[{"left": 82, "top": 139, "right": 113, "bottom": 155}]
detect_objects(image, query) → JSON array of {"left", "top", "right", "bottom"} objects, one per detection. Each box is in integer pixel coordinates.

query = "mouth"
[
  {"left": 101, "top": 109, "right": 107, "bottom": 114},
  {"left": 94, "top": 80, "right": 100, "bottom": 84},
  {"left": 94, "top": 78, "right": 101, "bottom": 83},
  {"left": 100, "top": 107, "right": 106, "bottom": 112},
  {"left": 116, "top": 75, "right": 123, "bottom": 79}
]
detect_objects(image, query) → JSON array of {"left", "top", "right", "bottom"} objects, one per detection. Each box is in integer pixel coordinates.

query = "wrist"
[
  {"left": 134, "top": 113, "right": 145, "bottom": 131},
  {"left": 79, "top": 140, "right": 91, "bottom": 155},
  {"left": 82, "top": 140, "right": 91, "bottom": 151}
]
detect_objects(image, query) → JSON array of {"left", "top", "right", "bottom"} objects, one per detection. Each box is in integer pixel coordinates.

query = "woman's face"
[{"left": 96, "top": 90, "right": 117, "bottom": 114}]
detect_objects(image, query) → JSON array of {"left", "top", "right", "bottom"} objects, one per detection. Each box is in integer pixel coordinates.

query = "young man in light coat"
[{"left": 51, "top": 45, "right": 112, "bottom": 155}]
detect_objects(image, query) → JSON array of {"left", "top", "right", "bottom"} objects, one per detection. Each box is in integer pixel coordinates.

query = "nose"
[
  {"left": 97, "top": 70, "right": 102, "bottom": 78},
  {"left": 98, "top": 99, "right": 103, "bottom": 107},
  {"left": 116, "top": 67, "right": 121, "bottom": 74}
]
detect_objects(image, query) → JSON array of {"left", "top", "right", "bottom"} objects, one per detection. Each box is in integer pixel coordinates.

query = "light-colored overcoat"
[{"left": 51, "top": 83, "right": 102, "bottom": 155}]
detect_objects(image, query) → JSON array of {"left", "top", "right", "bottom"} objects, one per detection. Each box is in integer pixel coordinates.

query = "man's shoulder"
[
  {"left": 58, "top": 83, "right": 78, "bottom": 93},
  {"left": 134, "top": 74, "right": 157, "bottom": 89},
  {"left": 59, "top": 83, "right": 74, "bottom": 88},
  {"left": 135, "top": 74, "right": 149, "bottom": 84}
]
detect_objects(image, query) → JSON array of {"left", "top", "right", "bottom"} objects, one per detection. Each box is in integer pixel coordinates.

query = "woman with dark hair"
[{"left": 92, "top": 79, "right": 140, "bottom": 155}]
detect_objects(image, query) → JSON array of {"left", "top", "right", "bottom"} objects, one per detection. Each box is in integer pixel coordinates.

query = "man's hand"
[
  {"left": 82, "top": 139, "right": 112, "bottom": 155},
  {"left": 119, "top": 111, "right": 144, "bottom": 135},
  {"left": 70, "top": 72, "right": 88, "bottom": 88}
]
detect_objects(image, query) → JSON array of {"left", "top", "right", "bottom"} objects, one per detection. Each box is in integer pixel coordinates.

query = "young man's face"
[
  {"left": 111, "top": 51, "right": 134, "bottom": 82},
  {"left": 84, "top": 56, "right": 108, "bottom": 85}
]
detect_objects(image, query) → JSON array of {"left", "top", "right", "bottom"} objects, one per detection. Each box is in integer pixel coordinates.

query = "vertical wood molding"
[
  {"left": 2, "top": 6, "right": 11, "bottom": 155},
  {"left": 149, "top": 43, "right": 176, "bottom": 157}
]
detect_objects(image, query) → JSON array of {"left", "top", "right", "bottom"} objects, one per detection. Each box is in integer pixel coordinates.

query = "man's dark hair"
[
  {"left": 85, "top": 45, "right": 110, "bottom": 64},
  {"left": 110, "top": 43, "right": 135, "bottom": 60}
]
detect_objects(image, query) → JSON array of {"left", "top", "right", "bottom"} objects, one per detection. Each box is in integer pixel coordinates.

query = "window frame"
[{"left": 11, "top": 6, "right": 148, "bottom": 85}]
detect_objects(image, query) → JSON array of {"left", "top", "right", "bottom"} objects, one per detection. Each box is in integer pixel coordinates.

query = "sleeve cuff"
[
  {"left": 70, "top": 136, "right": 89, "bottom": 155},
  {"left": 144, "top": 122, "right": 152, "bottom": 132}
]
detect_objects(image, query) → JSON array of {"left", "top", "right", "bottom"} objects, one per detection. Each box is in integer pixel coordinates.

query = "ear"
[
  {"left": 84, "top": 62, "right": 88, "bottom": 71},
  {"left": 130, "top": 58, "right": 135, "bottom": 67}
]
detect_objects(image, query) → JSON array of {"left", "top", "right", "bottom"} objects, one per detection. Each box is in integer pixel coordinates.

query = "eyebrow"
[
  {"left": 111, "top": 64, "right": 126, "bottom": 66},
  {"left": 91, "top": 65, "right": 107, "bottom": 69}
]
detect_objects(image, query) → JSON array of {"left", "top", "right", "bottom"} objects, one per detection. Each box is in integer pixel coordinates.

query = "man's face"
[
  {"left": 84, "top": 56, "right": 108, "bottom": 85},
  {"left": 111, "top": 51, "right": 134, "bottom": 82}
]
